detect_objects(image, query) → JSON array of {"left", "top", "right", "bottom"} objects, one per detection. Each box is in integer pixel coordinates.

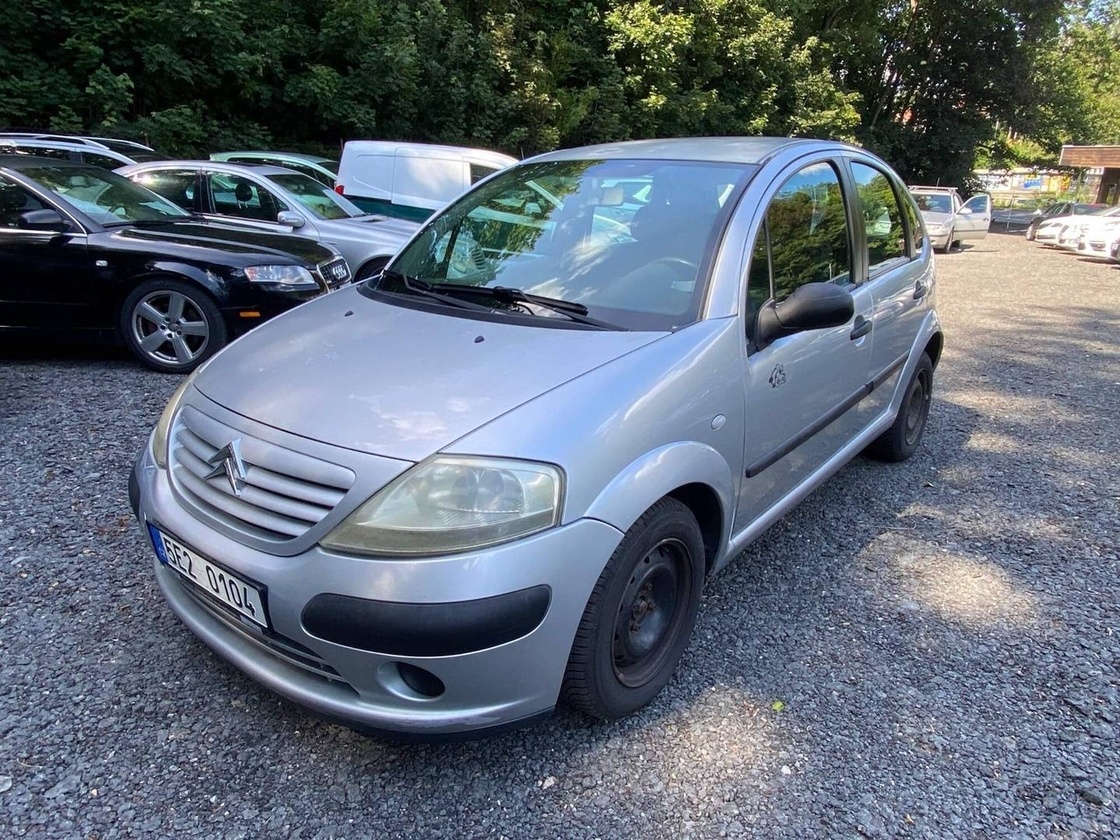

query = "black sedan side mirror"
[
  {"left": 18, "top": 208, "right": 69, "bottom": 233},
  {"left": 756, "top": 281, "right": 855, "bottom": 346}
]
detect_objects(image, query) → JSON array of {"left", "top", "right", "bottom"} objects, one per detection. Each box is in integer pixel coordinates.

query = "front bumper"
[{"left": 131, "top": 450, "right": 624, "bottom": 738}]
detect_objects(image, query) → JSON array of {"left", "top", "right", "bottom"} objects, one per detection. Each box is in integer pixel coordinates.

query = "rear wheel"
[
  {"left": 120, "top": 278, "right": 226, "bottom": 373},
  {"left": 867, "top": 353, "right": 934, "bottom": 462},
  {"left": 562, "top": 497, "right": 705, "bottom": 720}
]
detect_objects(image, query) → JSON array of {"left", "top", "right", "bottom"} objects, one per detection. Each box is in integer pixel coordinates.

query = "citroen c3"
[{"left": 130, "top": 137, "right": 942, "bottom": 738}]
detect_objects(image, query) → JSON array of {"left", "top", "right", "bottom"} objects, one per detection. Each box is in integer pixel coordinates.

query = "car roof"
[
  {"left": 123, "top": 160, "right": 303, "bottom": 179},
  {"left": 214, "top": 151, "right": 335, "bottom": 164},
  {"left": 529, "top": 137, "right": 862, "bottom": 165}
]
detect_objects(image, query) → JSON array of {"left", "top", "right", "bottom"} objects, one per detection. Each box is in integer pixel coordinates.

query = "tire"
[
  {"left": 355, "top": 256, "right": 390, "bottom": 282},
  {"left": 936, "top": 229, "right": 954, "bottom": 253},
  {"left": 562, "top": 497, "right": 705, "bottom": 720},
  {"left": 867, "top": 352, "right": 934, "bottom": 462},
  {"left": 1025, "top": 224, "right": 1036, "bottom": 241},
  {"left": 120, "top": 278, "right": 227, "bottom": 374}
]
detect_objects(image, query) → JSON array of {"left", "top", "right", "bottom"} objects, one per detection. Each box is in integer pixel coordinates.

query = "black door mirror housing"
[
  {"left": 756, "top": 281, "right": 855, "bottom": 346},
  {"left": 18, "top": 208, "right": 69, "bottom": 233}
]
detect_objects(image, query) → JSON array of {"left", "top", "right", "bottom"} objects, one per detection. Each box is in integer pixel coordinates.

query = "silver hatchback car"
[{"left": 131, "top": 138, "right": 941, "bottom": 738}]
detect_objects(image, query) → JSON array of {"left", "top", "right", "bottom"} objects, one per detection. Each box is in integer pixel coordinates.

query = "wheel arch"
[
  {"left": 355, "top": 254, "right": 392, "bottom": 280},
  {"left": 580, "top": 442, "right": 734, "bottom": 576}
]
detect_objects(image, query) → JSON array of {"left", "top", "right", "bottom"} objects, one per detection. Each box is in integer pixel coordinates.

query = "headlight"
[
  {"left": 321, "top": 456, "right": 563, "bottom": 556},
  {"left": 151, "top": 372, "right": 197, "bottom": 468},
  {"left": 243, "top": 264, "right": 315, "bottom": 286}
]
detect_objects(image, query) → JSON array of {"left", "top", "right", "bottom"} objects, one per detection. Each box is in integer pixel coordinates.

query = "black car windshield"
[
  {"left": 270, "top": 172, "right": 361, "bottom": 220},
  {"left": 24, "top": 164, "right": 190, "bottom": 225},
  {"left": 382, "top": 158, "right": 757, "bottom": 331}
]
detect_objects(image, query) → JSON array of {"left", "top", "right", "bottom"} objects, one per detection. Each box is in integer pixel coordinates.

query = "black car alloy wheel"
[{"left": 121, "top": 278, "right": 227, "bottom": 373}]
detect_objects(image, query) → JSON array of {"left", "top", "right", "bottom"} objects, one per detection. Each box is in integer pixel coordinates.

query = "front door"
[
  {"left": 0, "top": 175, "right": 95, "bottom": 331},
  {"left": 735, "top": 159, "right": 874, "bottom": 532},
  {"left": 956, "top": 194, "right": 992, "bottom": 241}
]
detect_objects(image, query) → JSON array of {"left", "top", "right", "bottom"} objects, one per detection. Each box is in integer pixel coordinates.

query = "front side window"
[
  {"left": 207, "top": 173, "right": 287, "bottom": 221},
  {"left": 20, "top": 164, "right": 190, "bottom": 226},
  {"left": 269, "top": 172, "right": 362, "bottom": 220},
  {"left": 765, "top": 161, "right": 852, "bottom": 303},
  {"left": 851, "top": 161, "right": 907, "bottom": 275},
  {"left": 381, "top": 158, "right": 756, "bottom": 331},
  {"left": 0, "top": 177, "right": 47, "bottom": 228},
  {"left": 129, "top": 169, "right": 199, "bottom": 212}
]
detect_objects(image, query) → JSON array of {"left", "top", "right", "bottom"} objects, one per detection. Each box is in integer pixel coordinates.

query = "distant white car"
[
  {"left": 909, "top": 186, "right": 992, "bottom": 252},
  {"left": 1056, "top": 206, "right": 1120, "bottom": 255},
  {"left": 1034, "top": 206, "right": 1120, "bottom": 250}
]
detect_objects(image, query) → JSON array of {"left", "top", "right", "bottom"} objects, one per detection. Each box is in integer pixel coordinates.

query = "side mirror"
[
  {"left": 957, "top": 207, "right": 973, "bottom": 216},
  {"left": 756, "top": 282, "right": 855, "bottom": 346},
  {"left": 18, "top": 208, "right": 69, "bottom": 233},
  {"left": 277, "top": 211, "right": 305, "bottom": 228}
]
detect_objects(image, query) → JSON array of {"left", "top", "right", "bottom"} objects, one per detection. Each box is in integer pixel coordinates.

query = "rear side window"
[
  {"left": 850, "top": 161, "right": 908, "bottom": 274},
  {"left": 470, "top": 163, "right": 500, "bottom": 184},
  {"left": 81, "top": 151, "right": 126, "bottom": 170},
  {"left": 131, "top": 169, "right": 198, "bottom": 212}
]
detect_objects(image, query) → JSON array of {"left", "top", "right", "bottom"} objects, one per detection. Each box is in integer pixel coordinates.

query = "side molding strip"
[{"left": 745, "top": 352, "right": 910, "bottom": 478}]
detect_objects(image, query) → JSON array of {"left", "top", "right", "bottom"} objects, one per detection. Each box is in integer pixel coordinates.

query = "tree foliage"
[{"left": 0, "top": 1, "right": 1116, "bottom": 187}]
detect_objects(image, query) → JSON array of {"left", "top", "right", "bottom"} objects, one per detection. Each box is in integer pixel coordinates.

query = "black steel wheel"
[
  {"left": 867, "top": 352, "right": 934, "bottom": 462},
  {"left": 562, "top": 497, "right": 705, "bottom": 720}
]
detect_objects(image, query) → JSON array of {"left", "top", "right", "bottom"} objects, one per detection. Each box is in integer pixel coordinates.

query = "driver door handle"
[
  {"left": 850, "top": 316, "right": 872, "bottom": 340},
  {"left": 914, "top": 281, "right": 929, "bottom": 300}
]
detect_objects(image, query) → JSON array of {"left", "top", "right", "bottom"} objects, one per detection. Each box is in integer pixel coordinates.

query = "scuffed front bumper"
[{"left": 131, "top": 449, "right": 624, "bottom": 739}]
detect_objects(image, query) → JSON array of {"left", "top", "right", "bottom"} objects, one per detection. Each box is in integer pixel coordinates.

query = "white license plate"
[{"left": 148, "top": 524, "right": 268, "bottom": 628}]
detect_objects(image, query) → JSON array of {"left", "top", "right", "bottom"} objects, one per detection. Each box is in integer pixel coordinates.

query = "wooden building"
[{"left": 1060, "top": 145, "right": 1120, "bottom": 204}]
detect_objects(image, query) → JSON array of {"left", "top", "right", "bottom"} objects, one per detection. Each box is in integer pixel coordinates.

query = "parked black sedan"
[{"left": 0, "top": 156, "right": 350, "bottom": 372}]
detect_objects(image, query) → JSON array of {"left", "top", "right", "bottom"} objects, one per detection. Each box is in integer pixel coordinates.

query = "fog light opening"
[{"left": 378, "top": 662, "right": 445, "bottom": 700}]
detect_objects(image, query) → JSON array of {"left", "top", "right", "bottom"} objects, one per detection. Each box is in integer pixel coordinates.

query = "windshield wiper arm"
[
  {"left": 449, "top": 285, "right": 624, "bottom": 330},
  {"left": 380, "top": 269, "right": 495, "bottom": 313}
]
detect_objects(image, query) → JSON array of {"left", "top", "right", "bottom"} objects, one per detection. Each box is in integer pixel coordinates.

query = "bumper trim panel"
[{"left": 302, "top": 585, "right": 552, "bottom": 657}]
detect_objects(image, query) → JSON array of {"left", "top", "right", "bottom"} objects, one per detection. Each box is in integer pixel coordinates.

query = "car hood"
[
  {"left": 319, "top": 214, "right": 420, "bottom": 247},
  {"left": 192, "top": 288, "right": 664, "bottom": 461},
  {"left": 113, "top": 220, "right": 337, "bottom": 266}
]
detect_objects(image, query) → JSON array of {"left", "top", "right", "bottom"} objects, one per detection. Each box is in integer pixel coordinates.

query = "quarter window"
[{"left": 850, "top": 162, "right": 908, "bottom": 274}]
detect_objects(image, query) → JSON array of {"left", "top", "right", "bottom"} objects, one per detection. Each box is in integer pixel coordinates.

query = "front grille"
[
  {"left": 169, "top": 405, "right": 354, "bottom": 542},
  {"left": 177, "top": 580, "right": 353, "bottom": 687},
  {"left": 317, "top": 256, "right": 351, "bottom": 289}
]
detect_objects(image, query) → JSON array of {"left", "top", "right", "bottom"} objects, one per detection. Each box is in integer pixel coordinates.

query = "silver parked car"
[
  {"left": 119, "top": 161, "right": 419, "bottom": 279},
  {"left": 909, "top": 185, "right": 991, "bottom": 252},
  {"left": 131, "top": 137, "right": 942, "bottom": 738}
]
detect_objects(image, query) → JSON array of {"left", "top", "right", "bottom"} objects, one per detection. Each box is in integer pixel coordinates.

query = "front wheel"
[
  {"left": 866, "top": 353, "right": 934, "bottom": 462},
  {"left": 120, "top": 278, "right": 227, "bottom": 373},
  {"left": 562, "top": 497, "right": 705, "bottom": 720}
]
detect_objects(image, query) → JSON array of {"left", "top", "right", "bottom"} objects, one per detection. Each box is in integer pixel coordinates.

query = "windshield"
[
  {"left": 270, "top": 172, "right": 361, "bottom": 220},
  {"left": 382, "top": 158, "right": 756, "bottom": 330},
  {"left": 24, "top": 164, "right": 190, "bottom": 225}
]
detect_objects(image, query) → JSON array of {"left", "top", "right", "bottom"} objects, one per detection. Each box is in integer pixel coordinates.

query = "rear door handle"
[{"left": 850, "top": 316, "right": 872, "bottom": 340}]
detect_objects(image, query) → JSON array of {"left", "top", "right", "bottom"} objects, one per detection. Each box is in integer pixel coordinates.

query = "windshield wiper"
[
  {"left": 444, "top": 285, "right": 624, "bottom": 330},
  {"left": 380, "top": 269, "right": 496, "bottom": 313}
]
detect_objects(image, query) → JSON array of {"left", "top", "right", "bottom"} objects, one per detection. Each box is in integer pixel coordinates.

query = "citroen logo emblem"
[{"left": 204, "top": 439, "right": 248, "bottom": 497}]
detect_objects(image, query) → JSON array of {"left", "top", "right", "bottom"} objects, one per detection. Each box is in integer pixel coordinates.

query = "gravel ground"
[{"left": 1, "top": 233, "right": 1117, "bottom": 839}]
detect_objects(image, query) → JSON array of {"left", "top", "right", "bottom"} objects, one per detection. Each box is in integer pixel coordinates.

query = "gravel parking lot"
[{"left": 1, "top": 232, "right": 1117, "bottom": 839}]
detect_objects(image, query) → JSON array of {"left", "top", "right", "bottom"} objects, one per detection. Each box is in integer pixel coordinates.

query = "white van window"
[{"left": 470, "top": 163, "right": 500, "bottom": 184}]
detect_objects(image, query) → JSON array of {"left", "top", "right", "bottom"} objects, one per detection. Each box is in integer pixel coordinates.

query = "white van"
[{"left": 335, "top": 141, "right": 517, "bottom": 221}]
